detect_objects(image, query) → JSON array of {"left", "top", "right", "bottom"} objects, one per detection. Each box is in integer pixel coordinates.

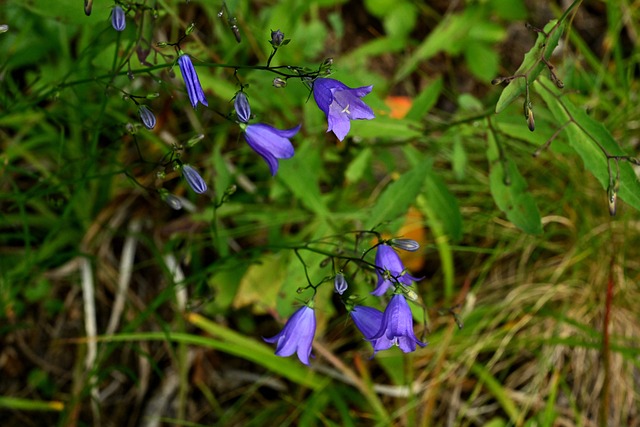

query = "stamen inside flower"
[{"left": 341, "top": 103, "right": 351, "bottom": 114}]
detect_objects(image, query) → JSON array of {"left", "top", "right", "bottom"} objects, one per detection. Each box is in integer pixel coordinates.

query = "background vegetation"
[{"left": 1, "top": 0, "right": 639, "bottom": 426}]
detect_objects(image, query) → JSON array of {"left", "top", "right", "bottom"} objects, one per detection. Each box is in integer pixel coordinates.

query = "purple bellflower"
[
  {"left": 234, "top": 92, "right": 299, "bottom": 175},
  {"left": 312, "top": 77, "right": 375, "bottom": 141},
  {"left": 264, "top": 305, "right": 316, "bottom": 365},
  {"left": 138, "top": 105, "right": 156, "bottom": 130},
  {"left": 182, "top": 164, "right": 207, "bottom": 194},
  {"left": 371, "top": 244, "right": 423, "bottom": 296},
  {"left": 111, "top": 6, "right": 126, "bottom": 32},
  {"left": 370, "top": 294, "right": 426, "bottom": 354},
  {"left": 243, "top": 124, "right": 300, "bottom": 175},
  {"left": 177, "top": 54, "right": 208, "bottom": 109}
]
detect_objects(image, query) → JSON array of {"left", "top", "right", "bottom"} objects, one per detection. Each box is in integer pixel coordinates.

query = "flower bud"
[
  {"left": 0, "top": 25, "right": 8, "bottom": 34},
  {"left": 161, "top": 191, "right": 183, "bottom": 210},
  {"left": 186, "top": 134, "right": 205, "bottom": 147},
  {"left": 272, "top": 77, "right": 287, "bottom": 88},
  {"left": 390, "top": 238, "right": 420, "bottom": 252},
  {"left": 270, "top": 29, "right": 285, "bottom": 47},
  {"left": 185, "top": 22, "right": 196, "bottom": 35},
  {"left": 138, "top": 105, "right": 156, "bottom": 130},
  {"left": 405, "top": 289, "right": 418, "bottom": 301},
  {"left": 234, "top": 92, "right": 251, "bottom": 123},
  {"left": 146, "top": 93, "right": 160, "bottom": 99},
  {"left": 334, "top": 273, "right": 348, "bottom": 295},
  {"left": 182, "top": 164, "right": 207, "bottom": 194},
  {"left": 111, "top": 6, "right": 126, "bottom": 32},
  {"left": 156, "top": 41, "right": 168, "bottom": 48}
]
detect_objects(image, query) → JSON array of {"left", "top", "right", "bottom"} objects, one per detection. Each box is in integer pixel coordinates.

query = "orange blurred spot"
[
  {"left": 380, "top": 207, "right": 427, "bottom": 272},
  {"left": 384, "top": 96, "right": 413, "bottom": 119}
]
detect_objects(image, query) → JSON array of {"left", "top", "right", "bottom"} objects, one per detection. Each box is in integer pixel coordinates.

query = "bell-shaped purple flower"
[
  {"left": 234, "top": 92, "right": 251, "bottom": 123},
  {"left": 350, "top": 305, "right": 382, "bottom": 340},
  {"left": 371, "top": 244, "right": 422, "bottom": 296},
  {"left": 264, "top": 305, "right": 316, "bottom": 365},
  {"left": 138, "top": 105, "right": 156, "bottom": 130},
  {"left": 111, "top": 6, "right": 126, "bottom": 32},
  {"left": 243, "top": 123, "right": 300, "bottom": 176},
  {"left": 312, "top": 77, "right": 375, "bottom": 141},
  {"left": 177, "top": 54, "right": 208, "bottom": 109},
  {"left": 370, "top": 294, "right": 426, "bottom": 354},
  {"left": 182, "top": 164, "right": 207, "bottom": 194}
]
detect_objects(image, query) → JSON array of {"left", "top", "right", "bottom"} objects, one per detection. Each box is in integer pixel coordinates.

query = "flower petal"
[{"left": 244, "top": 123, "right": 299, "bottom": 175}]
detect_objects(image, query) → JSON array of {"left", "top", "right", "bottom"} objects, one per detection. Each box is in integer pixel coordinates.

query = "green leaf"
[
  {"left": 366, "top": 161, "right": 429, "bottom": 229},
  {"left": 406, "top": 76, "right": 443, "bottom": 121},
  {"left": 395, "top": 7, "right": 481, "bottom": 83},
  {"left": 423, "top": 170, "right": 463, "bottom": 242},
  {"left": 278, "top": 142, "right": 329, "bottom": 215},
  {"left": 345, "top": 147, "right": 373, "bottom": 183},
  {"left": 536, "top": 77, "right": 640, "bottom": 212},
  {"left": 495, "top": 19, "right": 565, "bottom": 113},
  {"left": 487, "top": 130, "right": 543, "bottom": 234},
  {"left": 464, "top": 41, "right": 500, "bottom": 82},
  {"left": 349, "top": 116, "right": 423, "bottom": 140}
]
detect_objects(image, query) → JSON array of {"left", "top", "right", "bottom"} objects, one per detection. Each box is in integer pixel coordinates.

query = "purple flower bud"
[
  {"left": 138, "top": 105, "right": 156, "bottom": 130},
  {"left": 234, "top": 92, "right": 251, "bottom": 123},
  {"left": 264, "top": 305, "right": 316, "bottom": 365},
  {"left": 243, "top": 123, "right": 300, "bottom": 175},
  {"left": 177, "top": 54, "right": 208, "bottom": 109},
  {"left": 111, "top": 6, "right": 126, "bottom": 32},
  {"left": 270, "top": 29, "right": 285, "bottom": 47},
  {"left": 390, "top": 238, "right": 420, "bottom": 252},
  {"left": 182, "top": 164, "right": 207, "bottom": 194},
  {"left": 334, "top": 273, "right": 348, "bottom": 295},
  {"left": 312, "top": 78, "right": 375, "bottom": 141}
]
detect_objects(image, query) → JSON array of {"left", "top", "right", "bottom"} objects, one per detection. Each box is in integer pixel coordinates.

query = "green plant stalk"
[{"left": 0, "top": 396, "right": 64, "bottom": 412}]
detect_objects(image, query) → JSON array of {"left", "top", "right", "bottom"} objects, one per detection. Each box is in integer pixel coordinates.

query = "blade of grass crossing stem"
[{"left": 470, "top": 363, "right": 521, "bottom": 425}]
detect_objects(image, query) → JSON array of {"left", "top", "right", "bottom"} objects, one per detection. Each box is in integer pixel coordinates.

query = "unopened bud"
[
  {"left": 390, "top": 238, "right": 420, "bottom": 252},
  {"left": 405, "top": 289, "right": 419, "bottom": 301},
  {"left": 156, "top": 41, "right": 168, "bottom": 48},
  {"left": 334, "top": 273, "right": 348, "bottom": 295},
  {"left": 491, "top": 77, "right": 506, "bottom": 85},
  {"left": 270, "top": 29, "right": 285, "bottom": 47},
  {"left": 138, "top": 105, "right": 156, "bottom": 130},
  {"left": 186, "top": 134, "right": 205, "bottom": 147},
  {"left": 0, "top": 25, "right": 8, "bottom": 34},
  {"left": 524, "top": 101, "right": 535, "bottom": 132},
  {"left": 146, "top": 92, "right": 160, "bottom": 99},
  {"left": 607, "top": 180, "right": 619, "bottom": 216},
  {"left": 272, "top": 77, "right": 287, "bottom": 88},
  {"left": 224, "top": 185, "right": 237, "bottom": 196},
  {"left": 161, "top": 192, "right": 183, "bottom": 210},
  {"left": 185, "top": 22, "right": 196, "bottom": 35}
]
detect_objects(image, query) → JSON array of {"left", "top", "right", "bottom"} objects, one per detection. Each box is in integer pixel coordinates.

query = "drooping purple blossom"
[
  {"left": 243, "top": 123, "right": 300, "bottom": 176},
  {"left": 370, "top": 294, "right": 426, "bottom": 354},
  {"left": 177, "top": 54, "right": 208, "bottom": 109},
  {"left": 111, "top": 6, "right": 126, "bottom": 32},
  {"left": 371, "top": 244, "right": 423, "bottom": 296},
  {"left": 263, "top": 305, "right": 316, "bottom": 365},
  {"left": 234, "top": 92, "right": 251, "bottom": 123},
  {"left": 350, "top": 305, "right": 383, "bottom": 340},
  {"left": 182, "top": 164, "right": 207, "bottom": 194},
  {"left": 312, "top": 77, "right": 375, "bottom": 141},
  {"left": 138, "top": 105, "right": 156, "bottom": 130}
]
